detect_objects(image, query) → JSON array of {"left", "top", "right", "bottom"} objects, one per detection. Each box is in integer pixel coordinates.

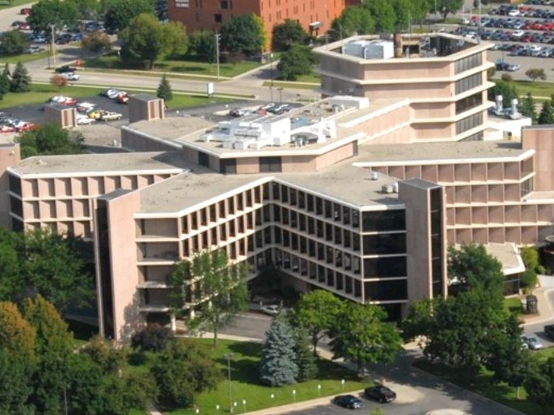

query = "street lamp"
[
  {"left": 277, "top": 87, "right": 283, "bottom": 103},
  {"left": 48, "top": 24, "right": 56, "bottom": 69},
  {"left": 215, "top": 33, "right": 221, "bottom": 80},
  {"left": 242, "top": 399, "right": 247, "bottom": 413},
  {"left": 268, "top": 52, "right": 274, "bottom": 102},
  {"left": 224, "top": 353, "right": 234, "bottom": 413}
]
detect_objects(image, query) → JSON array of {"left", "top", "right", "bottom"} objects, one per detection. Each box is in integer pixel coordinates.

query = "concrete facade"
[{"left": 2, "top": 34, "right": 551, "bottom": 342}]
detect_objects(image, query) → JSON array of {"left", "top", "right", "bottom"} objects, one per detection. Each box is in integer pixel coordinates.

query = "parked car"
[
  {"left": 77, "top": 116, "right": 96, "bottom": 125},
  {"left": 544, "top": 324, "right": 554, "bottom": 338},
  {"left": 48, "top": 96, "right": 77, "bottom": 106},
  {"left": 260, "top": 305, "right": 280, "bottom": 316},
  {"left": 0, "top": 125, "right": 15, "bottom": 133},
  {"left": 60, "top": 72, "right": 80, "bottom": 81},
  {"left": 364, "top": 386, "right": 397, "bottom": 403},
  {"left": 333, "top": 395, "right": 363, "bottom": 410},
  {"left": 76, "top": 102, "right": 97, "bottom": 113},
  {"left": 27, "top": 46, "right": 44, "bottom": 54},
  {"left": 116, "top": 93, "right": 129, "bottom": 104},
  {"left": 521, "top": 335, "right": 544, "bottom": 350},
  {"left": 18, "top": 22, "right": 30, "bottom": 30},
  {"left": 55, "top": 65, "right": 77, "bottom": 74},
  {"left": 100, "top": 111, "right": 123, "bottom": 121},
  {"left": 101, "top": 88, "right": 126, "bottom": 100},
  {"left": 507, "top": 63, "right": 521, "bottom": 72},
  {"left": 56, "top": 34, "right": 72, "bottom": 44},
  {"left": 20, "top": 8, "right": 32, "bottom": 15}
]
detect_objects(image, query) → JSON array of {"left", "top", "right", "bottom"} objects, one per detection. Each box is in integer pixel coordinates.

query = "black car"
[
  {"left": 364, "top": 386, "right": 397, "bottom": 403},
  {"left": 333, "top": 395, "right": 363, "bottom": 409},
  {"left": 545, "top": 324, "right": 554, "bottom": 338},
  {"left": 55, "top": 65, "right": 77, "bottom": 74}
]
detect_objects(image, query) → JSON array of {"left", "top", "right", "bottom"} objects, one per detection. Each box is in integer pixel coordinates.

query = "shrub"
[{"left": 131, "top": 324, "right": 174, "bottom": 352}]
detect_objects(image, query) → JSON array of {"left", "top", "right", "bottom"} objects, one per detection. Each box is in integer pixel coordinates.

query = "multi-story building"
[
  {"left": 1, "top": 34, "right": 549, "bottom": 342},
  {"left": 167, "top": 0, "right": 346, "bottom": 49},
  {"left": 315, "top": 34, "right": 495, "bottom": 142}
]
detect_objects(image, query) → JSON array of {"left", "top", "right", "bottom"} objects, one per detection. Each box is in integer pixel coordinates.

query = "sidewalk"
[{"left": 520, "top": 276, "right": 554, "bottom": 325}]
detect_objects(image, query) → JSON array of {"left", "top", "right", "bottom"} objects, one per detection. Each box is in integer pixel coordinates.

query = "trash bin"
[{"left": 526, "top": 295, "right": 538, "bottom": 314}]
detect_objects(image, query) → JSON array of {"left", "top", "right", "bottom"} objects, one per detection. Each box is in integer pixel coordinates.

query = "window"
[
  {"left": 363, "top": 233, "right": 406, "bottom": 255},
  {"left": 214, "top": 13, "right": 222, "bottom": 23},
  {"left": 362, "top": 210, "right": 405, "bottom": 232},
  {"left": 176, "top": 0, "right": 190, "bottom": 7},
  {"left": 455, "top": 92, "right": 483, "bottom": 114},
  {"left": 198, "top": 151, "right": 209, "bottom": 167},
  {"left": 521, "top": 177, "right": 534, "bottom": 198},
  {"left": 455, "top": 73, "right": 482, "bottom": 95},
  {"left": 455, "top": 53, "right": 482, "bottom": 74},
  {"left": 219, "top": 158, "right": 236, "bottom": 174},
  {"left": 364, "top": 257, "right": 407, "bottom": 277},
  {"left": 259, "top": 157, "right": 282, "bottom": 172},
  {"left": 456, "top": 112, "right": 483, "bottom": 135},
  {"left": 220, "top": 0, "right": 229, "bottom": 9}
]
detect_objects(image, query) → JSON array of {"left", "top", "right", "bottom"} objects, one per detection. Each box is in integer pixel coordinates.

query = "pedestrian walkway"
[{"left": 521, "top": 276, "right": 554, "bottom": 325}]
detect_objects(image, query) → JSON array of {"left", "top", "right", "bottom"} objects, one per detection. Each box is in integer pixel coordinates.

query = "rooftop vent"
[
  {"left": 382, "top": 185, "right": 394, "bottom": 194},
  {"left": 370, "top": 171, "right": 378, "bottom": 181}
]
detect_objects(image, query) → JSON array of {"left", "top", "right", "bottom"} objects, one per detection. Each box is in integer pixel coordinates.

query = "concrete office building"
[{"left": 1, "top": 34, "right": 551, "bottom": 341}]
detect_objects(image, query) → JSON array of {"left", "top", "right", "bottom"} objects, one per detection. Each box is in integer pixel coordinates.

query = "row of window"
[
  {"left": 455, "top": 72, "right": 482, "bottom": 95},
  {"left": 455, "top": 92, "right": 483, "bottom": 115},
  {"left": 454, "top": 53, "right": 483, "bottom": 75},
  {"left": 456, "top": 112, "right": 483, "bottom": 135}
]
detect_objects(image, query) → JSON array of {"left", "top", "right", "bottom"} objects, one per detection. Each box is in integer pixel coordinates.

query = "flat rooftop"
[
  {"left": 10, "top": 151, "right": 192, "bottom": 177},
  {"left": 137, "top": 156, "right": 402, "bottom": 215},
  {"left": 124, "top": 98, "right": 407, "bottom": 157},
  {"left": 485, "top": 243, "right": 525, "bottom": 276},
  {"left": 356, "top": 140, "right": 530, "bottom": 165},
  {"left": 0, "top": 133, "right": 18, "bottom": 145}
]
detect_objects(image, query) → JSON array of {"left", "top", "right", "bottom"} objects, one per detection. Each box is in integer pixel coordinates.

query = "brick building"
[{"left": 168, "top": 0, "right": 346, "bottom": 50}]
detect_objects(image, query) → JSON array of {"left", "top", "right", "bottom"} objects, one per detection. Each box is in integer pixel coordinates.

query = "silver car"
[{"left": 521, "top": 335, "right": 544, "bottom": 350}]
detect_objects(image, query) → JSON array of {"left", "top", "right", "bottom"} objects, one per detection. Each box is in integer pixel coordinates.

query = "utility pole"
[
  {"left": 49, "top": 24, "right": 56, "bottom": 69},
  {"left": 269, "top": 52, "right": 274, "bottom": 102},
  {"left": 215, "top": 33, "right": 221, "bottom": 80}
]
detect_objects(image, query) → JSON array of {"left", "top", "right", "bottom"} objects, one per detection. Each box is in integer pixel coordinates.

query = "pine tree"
[
  {"left": 292, "top": 326, "right": 318, "bottom": 382},
  {"left": 518, "top": 92, "right": 537, "bottom": 124},
  {"left": 0, "top": 72, "right": 10, "bottom": 98},
  {"left": 10, "top": 62, "right": 31, "bottom": 93},
  {"left": 157, "top": 73, "right": 173, "bottom": 102},
  {"left": 538, "top": 100, "right": 554, "bottom": 125},
  {"left": 259, "top": 316, "right": 298, "bottom": 386}
]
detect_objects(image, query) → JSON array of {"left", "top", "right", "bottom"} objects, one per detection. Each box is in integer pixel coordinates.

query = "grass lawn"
[
  {"left": 263, "top": 80, "right": 318, "bottom": 90},
  {"left": 504, "top": 297, "right": 524, "bottom": 316},
  {"left": 0, "top": 83, "right": 232, "bottom": 110},
  {"left": 127, "top": 338, "right": 369, "bottom": 415},
  {"left": 414, "top": 359, "right": 545, "bottom": 415},
  {"left": 0, "top": 51, "right": 50, "bottom": 65},
  {"left": 508, "top": 79, "right": 554, "bottom": 99},
  {"left": 0, "top": 0, "right": 31, "bottom": 10},
  {"left": 83, "top": 54, "right": 261, "bottom": 78}
]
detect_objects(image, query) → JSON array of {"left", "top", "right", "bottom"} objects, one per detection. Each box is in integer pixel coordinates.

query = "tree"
[
  {"left": 392, "top": 0, "right": 413, "bottom": 31},
  {"left": 0, "top": 228, "right": 23, "bottom": 301},
  {"left": 520, "top": 246, "right": 545, "bottom": 291},
  {"left": 500, "top": 73, "right": 513, "bottom": 82},
  {"left": 10, "top": 61, "right": 31, "bottom": 93},
  {"left": 489, "top": 80, "right": 518, "bottom": 108},
  {"left": 292, "top": 326, "right": 318, "bottom": 381},
  {"left": 221, "top": 13, "right": 266, "bottom": 56},
  {"left": 411, "top": 0, "right": 433, "bottom": 27},
  {"left": 331, "top": 6, "right": 375, "bottom": 41},
  {"left": 433, "top": 0, "right": 464, "bottom": 20},
  {"left": 173, "top": 248, "right": 248, "bottom": 345},
  {"left": 24, "top": 296, "right": 74, "bottom": 415},
  {"left": 50, "top": 74, "right": 68, "bottom": 90},
  {"left": 119, "top": 14, "right": 188, "bottom": 69},
  {"left": 103, "top": 0, "right": 154, "bottom": 34},
  {"left": 329, "top": 302, "right": 402, "bottom": 374},
  {"left": 291, "top": 290, "right": 344, "bottom": 355},
  {"left": 131, "top": 324, "right": 174, "bottom": 352},
  {"left": 0, "top": 301, "right": 36, "bottom": 359},
  {"left": 103, "top": 372, "right": 156, "bottom": 415},
  {"left": 0, "top": 71, "right": 10, "bottom": 99},
  {"left": 539, "top": 100, "right": 554, "bottom": 125},
  {"left": 29, "top": 0, "right": 79, "bottom": 34},
  {"left": 82, "top": 30, "right": 112, "bottom": 54},
  {"left": 0, "top": 30, "right": 29, "bottom": 56},
  {"left": 365, "top": 0, "right": 396, "bottom": 33},
  {"left": 447, "top": 244, "right": 505, "bottom": 302},
  {"left": 519, "top": 92, "right": 538, "bottom": 124},
  {"left": 150, "top": 339, "right": 221, "bottom": 409},
  {"left": 81, "top": 335, "right": 128, "bottom": 374},
  {"left": 272, "top": 19, "right": 308, "bottom": 51},
  {"left": 0, "top": 350, "right": 36, "bottom": 415},
  {"left": 16, "top": 123, "right": 85, "bottom": 158},
  {"left": 66, "top": 352, "right": 107, "bottom": 415},
  {"left": 524, "top": 355, "right": 554, "bottom": 407},
  {"left": 189, "top": 30, "right": 217, "bottom": 63},
  {"left": 277, "top": 45, "right": 316, "bottom": 81},
  {"left": 157, "top": 74, "right": 173, "bottom": 102},
  {"left": 525, "top": 68, "right": 547, "bottom": 82},
  {"left": 260, "top": 316, "right": 299, "bottom": 386},
  {"left": 67, "top": 0, "right": 102, "bottom": 21}
]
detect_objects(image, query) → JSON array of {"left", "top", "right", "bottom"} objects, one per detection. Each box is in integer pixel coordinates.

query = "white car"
[
  {"left": 260, "top": 305, "right": 280, "bottom": 316},
  {"left": 61, "top": 72, "right": 80, "bottom": 81},
  {"left": 100, "top": 111, "right": 123, "bottom": 121},
  {"left": 77, "top": 116, "right": 96, "bottom": 125},
  {"left": 508, "top": 9, "right": 520, "bottom": 17}
]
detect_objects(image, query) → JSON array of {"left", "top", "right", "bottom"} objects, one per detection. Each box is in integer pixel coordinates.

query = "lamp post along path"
[{"left": 225, "top": 353, "right": 233, "bottom": 413}]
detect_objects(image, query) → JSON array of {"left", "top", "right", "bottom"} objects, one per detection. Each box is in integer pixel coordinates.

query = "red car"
[
  {"left": 18, "top": 22, "right": 30, "bottom": 30},
  {"left": 20, "top": 8, "right": 31, "bottom": 15},
  {"left": 0, "top": 125, "right": 15, "bottom": 133},
  {"left": 17, "top": 123, "right": 35, "bottom": 132}
]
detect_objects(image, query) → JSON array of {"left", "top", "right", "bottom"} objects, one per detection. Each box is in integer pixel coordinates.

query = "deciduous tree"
[
  {"left": 189, "top": 30, "right": 217, "bottom": 63},
  {"left": 518, "top": 92, "right": 538, "bottom": 124},
  {"left": 0, "top": 30, "right": 29, "bottom": 56},
  {"left": 272, "top": 19, "right": 308, "bottom": 51},
  {"left": 82, "top": 30, "right": 111, "bottom": 54},
  {"left": 29, "top": 0, "right": 79, "bottom": 34},
  {"left": 329, "top": 302, "right": 402, "bottom": 374},
  {"left": 525, "top": 68, "right": 547, "bottom": 82},
  {"left": 489, "top": 80, "right": 518, "bottom": 108},
  {"left": 50, "top": 74, "right": 68, "bottom": 90},
  {"left": 150, "top": 340, "right": 221, "bottom": 409},
  {"left": 434, "top": 0, "right": 464, "bottom": 20},
  {"left": 131, "top": 324, "right": 174, "bottom": 352},
  {"left": 277, "top": 45, "right": 316, "bottom": 81},
  {"left": 260, "top": 316, "right": 299, "bottom": 386},
  {"left": 524, "top": 355, "right": 554, "bottom": 407},
  {"left": 81, "top": 335, "right": 128, "bottom": 374},
  {"left": 119, "top": 14, "right": 188, "bottom": 69},
  {"left": 173, "top": 248, "right": 248, "bottom": 345},
  {"left": 103, "top": 0, "right": 154, "bottom": 34},
  {"left": 291, "top": 290, "right": 344, "bottom": 355},
  {"left": 365, "top": 0, "right": 396, "bottom": 33},
  {"left": 331, "top": 6, "right": 375, "bottom": 41},
  {"left": 17, "top": 123, "right": 85, "bottom": 158},
  {"left": 220, "top": 13, "right": 266, "bottom": 56}
]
